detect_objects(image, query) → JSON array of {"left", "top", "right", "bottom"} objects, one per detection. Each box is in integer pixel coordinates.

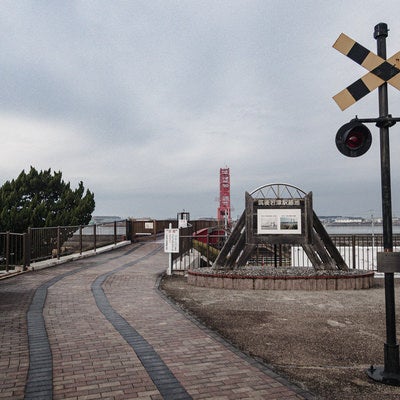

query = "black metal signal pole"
[{"left": 368, "top": 22, "right": 400, "bottom": 385}]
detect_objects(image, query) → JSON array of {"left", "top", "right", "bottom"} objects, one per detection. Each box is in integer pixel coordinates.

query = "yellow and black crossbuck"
[{"left": 333, "top": 33, "right": 400, "bottom": 110}]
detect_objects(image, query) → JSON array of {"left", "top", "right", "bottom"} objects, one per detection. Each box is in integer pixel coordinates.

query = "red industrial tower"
[{"left": 217, "top": 167, "right": 231, "bottom": 225}]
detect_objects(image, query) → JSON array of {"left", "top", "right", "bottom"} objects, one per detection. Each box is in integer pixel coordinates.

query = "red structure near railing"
[
  {"left": 192, "top": 227, "right": 227, "bottom": 246},
  {"left": 217, "top": 167, "right": 231, "bottom": 225}
]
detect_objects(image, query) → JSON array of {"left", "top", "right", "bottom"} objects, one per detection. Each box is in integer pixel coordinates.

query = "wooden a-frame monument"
[{"left": 213, "top": 183, "right": 348, "bottom": 271}]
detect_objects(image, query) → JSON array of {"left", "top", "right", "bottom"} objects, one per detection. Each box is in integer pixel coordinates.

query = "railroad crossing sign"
[
  {"left": 333, "top": 23, "right": 400, "bottom": 386},
  {"left": 333, "top": 33, "right": 400, "bottom": 110}
]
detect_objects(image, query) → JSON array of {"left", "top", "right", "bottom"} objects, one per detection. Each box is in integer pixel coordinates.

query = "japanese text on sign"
[
  {"left": 257, "top": 199, "right": 301, "bottom": 206},
  {"left": 164, "top": 228, "right": 179, "bottom": 253}
]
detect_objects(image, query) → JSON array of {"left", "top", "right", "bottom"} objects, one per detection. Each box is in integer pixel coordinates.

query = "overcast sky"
[{"left": 1, "top": 1, "right": 400, "bottom": 220}]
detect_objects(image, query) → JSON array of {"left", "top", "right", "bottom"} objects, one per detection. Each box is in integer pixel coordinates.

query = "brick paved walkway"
[{"left": 0, "top": 242, "right": 313, "bottom": 399}]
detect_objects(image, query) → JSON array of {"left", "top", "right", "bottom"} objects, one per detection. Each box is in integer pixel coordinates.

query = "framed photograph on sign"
[{"left": 257, "top": 209, "right": 301, "bottom": 235}]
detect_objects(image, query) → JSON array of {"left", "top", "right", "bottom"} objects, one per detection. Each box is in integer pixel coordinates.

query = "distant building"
[
  {"left": 334, "top": 217, "right": 363, "bottom": 224},
  {"left": 90, "top": 216, "right": 122, "bottom": 224}
]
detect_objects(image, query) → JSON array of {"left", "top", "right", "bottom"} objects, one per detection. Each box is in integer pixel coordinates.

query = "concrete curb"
[{"left": 0, "top": 241, "right": 131, "bottom": 280}]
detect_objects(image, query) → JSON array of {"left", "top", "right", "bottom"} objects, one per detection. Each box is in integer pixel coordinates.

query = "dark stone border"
[
  {"left": 92, "top": 245, "right": 192, "bottom": 400},
  {"left": 25, "top": 266, "right": 89, "bottom": 399},
  {"left": 25, "top": 245, "right": 142, "bottom": 400},
  {"left": 25, "top": 243, "right": 192, "bottom": 400}
]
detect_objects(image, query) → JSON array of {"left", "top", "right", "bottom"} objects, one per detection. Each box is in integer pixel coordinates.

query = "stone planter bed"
[{"left": 187, "top": 266, "right": 375, "bottom": 290}]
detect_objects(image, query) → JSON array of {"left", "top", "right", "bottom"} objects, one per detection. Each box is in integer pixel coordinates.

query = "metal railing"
[
  {"left": 129, "top": 219, "right": 218, "bottom": 242},
  {"left": 0, "top": 232, "right": 27, "bottom": 272},
  {"left": 171, "top": 233, "right": 400, "bottom": 272},
  {"left": 292, "top": 234, "right": 400, "bottom": 270},
  {"left": 0, "top": 220, "right": 129, "bottom": 272}
]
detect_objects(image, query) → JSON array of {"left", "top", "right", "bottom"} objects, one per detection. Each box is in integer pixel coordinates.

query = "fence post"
[
  {"left": 126, "top": 219, "right": 132, "bottom": 242},
  {"left": 22, "top": 232, "right": 30, "bottom": 270},
  {"left": 206, "top": 231, "right": 210, "bottom": 264},
  {"left": 352, "top": 235, "right": 356, "bottom": 269},
  {"left": 5, "top": 231, "right": 10, "bottom": 273},
  {"left": 56, "top": 227, "right": 61, "bottom": 260},
  {"left": 93, "top": 224, "right": 97, "bottom": 252},
  {"left": 26, "top": 228, "right": 31, "bottom": 269},
  {"left": 79, "top": 226, "right": 83, "bottom": 254},
  {"left": 114, "top": 221, "right": 117, "bottom": 245}
]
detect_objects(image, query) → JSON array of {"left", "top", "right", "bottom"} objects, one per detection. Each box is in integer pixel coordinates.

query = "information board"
[
  {"left": 164, "top": 228, "right": 179, "bottom": 253},
  {"left": 245, "top": 191, "right": 313, "bottom": 245}
]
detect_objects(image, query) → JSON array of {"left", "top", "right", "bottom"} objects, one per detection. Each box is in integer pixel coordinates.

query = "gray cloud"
[{"left": 0, "top": 0, "right": 400, "bottom": 219}]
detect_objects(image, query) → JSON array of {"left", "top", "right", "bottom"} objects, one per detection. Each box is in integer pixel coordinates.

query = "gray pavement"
[{"left": 0, "top": 242, "right": 312, "bottom": 399}]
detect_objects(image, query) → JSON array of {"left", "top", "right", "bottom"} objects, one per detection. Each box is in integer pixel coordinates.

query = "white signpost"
[{"left": 164, "top": 224, "right": 179, "bottom": 275}]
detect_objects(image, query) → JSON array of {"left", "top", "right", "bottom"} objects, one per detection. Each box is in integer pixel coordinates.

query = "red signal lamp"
[{"left": 335, "top": 121, "right": 372, "bottom": 157}]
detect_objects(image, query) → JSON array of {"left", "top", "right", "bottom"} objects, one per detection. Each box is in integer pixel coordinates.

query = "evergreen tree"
[{"left": 0, "top": 167, "right": 95, "bottom": 232}]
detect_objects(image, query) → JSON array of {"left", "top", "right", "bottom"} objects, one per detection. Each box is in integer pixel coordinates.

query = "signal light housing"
[{"left": 335, "top": 121, "right": 372, "bottom": 157}]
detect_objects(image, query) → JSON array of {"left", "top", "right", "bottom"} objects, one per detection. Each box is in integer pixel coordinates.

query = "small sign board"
[
  {"left": 145, "top": 222, "right": 154, "bottom": 229},
  {"left": 164, "top": 228, "right": 179, "bottom": 253},
  {"left": 177, "top": 211, "right": 190, "bottom": 229},
  {"left": 178, "top": 219, "right": 188, "bottom": 229},
  {"left": 377, "top": 252, "right": 400, "bottom": 273}
]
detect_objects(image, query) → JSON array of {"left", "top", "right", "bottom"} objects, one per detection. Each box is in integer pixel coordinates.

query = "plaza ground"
[
  {"left": 161, "top": 275, "right": 400, "bottom": 400},
  {"left": 0, "top": 243, "right": 310, "bottom": 400}
]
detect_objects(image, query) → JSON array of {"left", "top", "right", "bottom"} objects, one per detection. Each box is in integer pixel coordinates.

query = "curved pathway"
[{"left": 0, "top": 242, "right": 313, "bottom": 399}]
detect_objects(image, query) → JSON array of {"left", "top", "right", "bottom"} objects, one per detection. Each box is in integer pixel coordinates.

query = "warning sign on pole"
[{"left": 164, "top": 228, "right": 179, "bottom": 253}]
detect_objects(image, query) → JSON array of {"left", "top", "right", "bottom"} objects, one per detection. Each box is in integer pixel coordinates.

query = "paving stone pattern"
[{"left": 0, "top": 242, "right": 312, "bottom": 399}]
